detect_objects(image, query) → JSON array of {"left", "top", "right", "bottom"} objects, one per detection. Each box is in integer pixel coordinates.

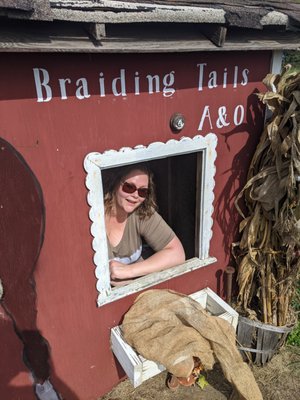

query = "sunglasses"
[{"left": 121, "top": 181, "right": 149, "bottom": 198}]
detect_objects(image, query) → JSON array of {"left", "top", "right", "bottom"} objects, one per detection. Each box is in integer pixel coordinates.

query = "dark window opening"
[
  {"left": 103, "top": 152, "right": 202, "bottom": 261},
  {"left": 149, "top": 152, "right": 201, "bottom": 260}
]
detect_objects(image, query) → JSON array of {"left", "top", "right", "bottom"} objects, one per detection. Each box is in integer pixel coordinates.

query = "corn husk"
[{"left": 234, "top": 65, "right": 300, "bottom": 326}]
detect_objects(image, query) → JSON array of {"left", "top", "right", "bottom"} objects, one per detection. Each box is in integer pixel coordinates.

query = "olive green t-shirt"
[{"left": 108, "top": 211, "right": 175, "bottom": 264}]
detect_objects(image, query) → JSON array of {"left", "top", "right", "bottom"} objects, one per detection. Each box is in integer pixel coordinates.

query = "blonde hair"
[{"left": 103, "top": 163, "right": 157, "bottom": 219}]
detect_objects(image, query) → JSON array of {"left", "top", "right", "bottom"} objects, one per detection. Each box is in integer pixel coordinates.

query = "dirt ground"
[{"left": 99, "top": 346, "right": 300, "bottom": 400}]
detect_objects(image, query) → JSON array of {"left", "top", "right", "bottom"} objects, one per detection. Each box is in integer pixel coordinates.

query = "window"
[{"left": 84, "top": 134, "right": 217, "bottom": 306}]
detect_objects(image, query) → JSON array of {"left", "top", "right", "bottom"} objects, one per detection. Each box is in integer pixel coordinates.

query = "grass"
[
  {"left": 287, "top": 282, "right": 300, "bottom": 346},
  {"left": 287, "top": 322, "right": 300, "bottom": 346},
  {"left": 283, "top": 50, "right": 300, "bottom": 73},
  {"left": 281, "top": 56, "right": 300, "bottom": 344}
]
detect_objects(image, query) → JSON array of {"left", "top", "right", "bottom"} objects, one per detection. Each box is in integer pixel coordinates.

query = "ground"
[{"left": 99, "top": 346, "right": 300, "bottom": 400}]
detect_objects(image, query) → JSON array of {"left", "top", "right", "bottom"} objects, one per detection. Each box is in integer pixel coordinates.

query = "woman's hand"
[
  {"left": 109, "top": 236, "right": 185, "bottom": 284},
  {"left": 109, "top": 260, "right": 133, "bottom": 281},
  {"left": 126, "top": 236, "right": 185, "bottom": 278},
  {"left": 110, "top": 278, "right": 135, "bottom": 287}
]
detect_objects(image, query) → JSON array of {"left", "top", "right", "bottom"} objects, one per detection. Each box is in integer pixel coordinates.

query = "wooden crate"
[{"left": 110, "top": 287, "right": 238, "bottom": 387}]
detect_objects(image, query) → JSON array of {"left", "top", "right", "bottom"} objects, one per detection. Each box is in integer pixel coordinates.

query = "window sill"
[{"left": 99, "top": 256, "right": 217, "bottom": 306}]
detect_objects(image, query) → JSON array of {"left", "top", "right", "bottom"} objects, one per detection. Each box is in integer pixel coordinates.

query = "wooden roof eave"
[
  {"left": 0, "top": 1, "right": 299, "bottom": 52},
  {"left": 48, "top": 3, "right": 295, "bottom": 48},
  {"left": 0, "top": 23, "right": 299, "bottom": 53}
]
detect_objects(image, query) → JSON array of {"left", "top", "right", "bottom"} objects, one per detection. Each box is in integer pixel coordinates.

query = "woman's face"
[{"left": 114, "top": 169, "right": 149, "bottom": 215}]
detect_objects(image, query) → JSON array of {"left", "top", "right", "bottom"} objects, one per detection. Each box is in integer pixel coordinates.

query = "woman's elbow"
[
  {"left": 169, "top": 236, "right": 186, "bottom": 264},
  {"left": 177, "top": 244, "right": 186, "bottom": 264}
]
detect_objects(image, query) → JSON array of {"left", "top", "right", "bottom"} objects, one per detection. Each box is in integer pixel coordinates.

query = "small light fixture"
[{"left": 170, "top": 113, "right": 185, "bottom": 133}]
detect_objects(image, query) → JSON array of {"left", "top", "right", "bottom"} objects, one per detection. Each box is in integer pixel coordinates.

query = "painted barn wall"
[{"left": 0, "top": 51, "right": 271, "bottom": 399}]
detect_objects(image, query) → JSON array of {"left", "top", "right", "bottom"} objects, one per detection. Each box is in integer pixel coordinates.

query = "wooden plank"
[
  {"left": 237, "top": 319, "right": 256, "bottom": 361},
  {"left": 277, "top": 332, "right": 290, "bottom": 348},
  {"left": 255, "top": 327, "right": 264, "bottom": 364},
  {"left": 106, "top": 257, "right": 217, "bottom": 305},
  {"left": 238, "top": 316, "right": 294, "bottom": 334},
  {"left": 0, "top": 29, "right": 299, "bottom": 52},
  {"left": 262, "top": 330, "right": 280, "bottom": 364},
  {"left": 140, "top": 356, "right": 165, "bottom": 383},
  {"left": 202, "top": 25, "right": 227, "bottom": 47},
  {"left": 204, "top": 288, "right": 239, "bottom": 329},
  {"left": 189, "top": 289, "right": 207, "bottom": 309},
  {"left": 110, "top": 326, "right": 143, "bottom": 387},
  {"left": 167, "top": 158, "right": 172, "bottom": 225},
  {"left": 88, "top": 23, "right": 106, "bottom": 41},
  {"left": 194, "top": 153, "right": 202, "bottom": 258}
]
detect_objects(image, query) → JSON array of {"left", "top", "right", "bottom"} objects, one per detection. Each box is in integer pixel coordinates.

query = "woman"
[{"left": 104, "top": 164, "right": 185, "bottom": 286}]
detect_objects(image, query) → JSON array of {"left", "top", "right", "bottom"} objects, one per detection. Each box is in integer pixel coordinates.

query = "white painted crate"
[{"left": 110, "top": 287, "right": 238, "bottom": 387}]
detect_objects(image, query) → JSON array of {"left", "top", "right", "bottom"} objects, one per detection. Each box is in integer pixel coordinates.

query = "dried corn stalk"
[{"left": 234, "top": 65, "right": 300, "bottom": 327}]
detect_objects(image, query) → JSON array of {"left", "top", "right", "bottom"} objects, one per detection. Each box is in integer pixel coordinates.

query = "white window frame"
[{"left": 84, "top": 134, "right": 218, "bottom": 306}]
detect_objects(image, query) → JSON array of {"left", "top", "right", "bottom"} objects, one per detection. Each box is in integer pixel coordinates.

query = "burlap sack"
[{"left": 122, "top": 289, "right": 262, "bottom": 400}]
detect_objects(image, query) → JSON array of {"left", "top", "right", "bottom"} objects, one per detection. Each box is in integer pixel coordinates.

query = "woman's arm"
[{"left": 109, "top": 236, "right": 185, "bottom": 282}]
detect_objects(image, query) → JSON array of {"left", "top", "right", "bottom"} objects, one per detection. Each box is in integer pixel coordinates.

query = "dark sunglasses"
[{"left": 121, "top": 181, "right": 149, "bottom": 198}]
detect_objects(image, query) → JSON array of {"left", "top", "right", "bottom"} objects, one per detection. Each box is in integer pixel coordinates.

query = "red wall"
[{"left": 0, "top": 51, "right": 270, "bottom": 399}]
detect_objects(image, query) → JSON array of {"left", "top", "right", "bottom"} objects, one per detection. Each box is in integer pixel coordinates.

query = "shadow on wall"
[
  {"left": 214, "top": 89, "right": 265, "bottom": 257},
  {"left": 0, "top": 138, "right": 79, "bottom": 400},
  {"left": 0, "top": 313, "right": 35, "bottom": 400}
]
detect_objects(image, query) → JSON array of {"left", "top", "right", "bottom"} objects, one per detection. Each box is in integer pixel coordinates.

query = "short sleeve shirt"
[{"left": 107, "top": 211, "right": 175, "bottom": 264}]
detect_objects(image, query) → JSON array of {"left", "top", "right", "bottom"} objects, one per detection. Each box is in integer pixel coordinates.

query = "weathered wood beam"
[
  {"left": 88, "top": 23, "right": 106, "bottom": 41},
  {"left": 0, "top": 26, "right": 299, "bottom": 52},
  {"left": 202, "top": 25, "right": 227, "bottom": 47}
]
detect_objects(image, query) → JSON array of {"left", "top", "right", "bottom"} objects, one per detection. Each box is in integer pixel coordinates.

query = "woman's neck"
[
  {"left": 109, "top": 202, "right": 128, "bottom": 223},
  {"left": 105, "top": 205, "right": 128, "bottom": 248}
]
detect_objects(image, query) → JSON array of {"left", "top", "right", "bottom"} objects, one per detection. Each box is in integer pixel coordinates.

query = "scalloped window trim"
[{"left": 84, "top": 134, "right": 218, "bottom": 306}]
